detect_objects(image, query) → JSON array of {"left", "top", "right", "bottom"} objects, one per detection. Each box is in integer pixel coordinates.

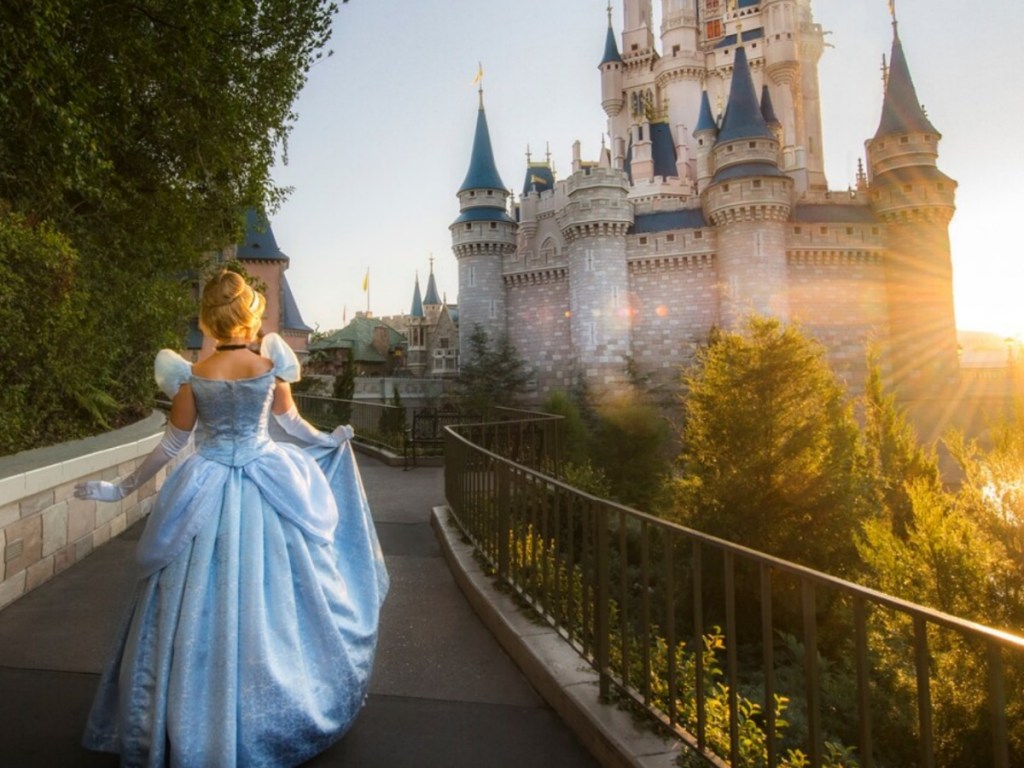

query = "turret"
[
  {"left": 407, "top": 274, "right": 427, "bottom": 375},
  {"left": 623, "top": 0, "right": 656, "bottom": 64},
  {"left": 555, "top": 165, "right": 634, "bottom": 399},
  {"left": 702, "top": 45, "right": 793, "bottom": 327},
  {"left": 693, "top": 90, "right": 718, "bottom": 193},
  {"left": 451, "top": 90, "right": 517, "bottom": 357},
  {"left": 866, "top": 21, "right": 958, "bottom": 394},
  {"left": 599, "top": 5, "right": 624, "bottom": 118}
]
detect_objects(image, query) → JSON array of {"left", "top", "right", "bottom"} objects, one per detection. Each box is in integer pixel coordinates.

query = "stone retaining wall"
[{"left": 0, "top": 413, "right": 170, "bottom": 610}]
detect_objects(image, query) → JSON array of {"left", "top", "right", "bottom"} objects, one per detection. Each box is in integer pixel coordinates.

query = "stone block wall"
[
  {"left": 0, "top": 413, "right": 170, "bottom": 610},
  {"left": 629, "top": 254, "right": 720, "bottom": 391},
  {"left": 506, "top": 270, "right": 572, "bottom": 399}
]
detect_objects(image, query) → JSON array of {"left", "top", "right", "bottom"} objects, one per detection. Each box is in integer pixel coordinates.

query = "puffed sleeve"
[
  {"left": 154, "top": 349, "right": 193, "bottom": 398},
  {"left": 260, "top": 332, "right": 301, "bottom": 383}
]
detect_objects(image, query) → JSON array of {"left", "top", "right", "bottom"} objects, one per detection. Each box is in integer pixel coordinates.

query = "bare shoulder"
[{"left": 193, "top": 351, "right": 274, "bottom": 381}]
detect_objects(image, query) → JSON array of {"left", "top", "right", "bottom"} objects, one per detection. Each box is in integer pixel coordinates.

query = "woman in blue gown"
[{"left": 75, "top": 270, "right": 388, "bottom": 767}]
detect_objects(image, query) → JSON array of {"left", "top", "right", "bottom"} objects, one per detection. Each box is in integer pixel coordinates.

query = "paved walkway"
[{"left": 0, "top": 457, "right": 597, "bottom": 767}]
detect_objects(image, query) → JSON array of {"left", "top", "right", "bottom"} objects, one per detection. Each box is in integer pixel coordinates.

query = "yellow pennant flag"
[
  {"left": 362, "top": 269, "right": 369, "bottom": 292},
  {"left": 472, "top": 63, "right": 483, "bottom": 85}
]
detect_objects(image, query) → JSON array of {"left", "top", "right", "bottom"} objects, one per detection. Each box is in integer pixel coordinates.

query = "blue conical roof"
[
  {"left": 458, "top": 102, "right": 506, "bottom": 193},
  {"left": 410, "top": 275, "right": 424, "bottom": 318},
  {"left": 874, "top": 29, "right": 938, "bottom": 140},
  {"left": 601, "top": 21, "right": 622, "bottom": 65},
  {"left": 717, "top": 47, "right": 774, "bottom": 143},
  {"left": 694, "top": 90, "right": 718, "bottom": 135},
  {"left": 237, "top": 209, "right": 288, "bottom": 262},
  {"left": 760, "top": 85, "right": 780, "bottom": 126},
  {"left": 423, "top": 269, "right": 441, "bottom": 306}
]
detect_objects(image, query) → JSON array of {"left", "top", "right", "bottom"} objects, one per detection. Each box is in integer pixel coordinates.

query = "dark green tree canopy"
[{"left": 0, "top": 0, "right": 341, "bottom": 453}]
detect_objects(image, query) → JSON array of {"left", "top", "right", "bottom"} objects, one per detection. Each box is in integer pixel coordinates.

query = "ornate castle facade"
[{"left": 451, "top": 0, "right": 958, "bottom": 402}]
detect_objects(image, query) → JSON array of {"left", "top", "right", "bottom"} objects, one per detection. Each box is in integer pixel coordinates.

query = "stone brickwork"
[
  {"left": 628, "top": 254, "right": 720, "bottom": 391},
  {"left": 0, "top": 413, "right": 173, "bottom": 610},
  {"left": 788, "top": 253, "right": 890, "bottom": 392},
  {"left": 506, "top": 270, "right": 573, "bottom": 398}
]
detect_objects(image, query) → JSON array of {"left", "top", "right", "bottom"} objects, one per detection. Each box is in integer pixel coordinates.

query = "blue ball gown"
[{"left": 82, "top": 335, "right": 389, "bottom": 767}]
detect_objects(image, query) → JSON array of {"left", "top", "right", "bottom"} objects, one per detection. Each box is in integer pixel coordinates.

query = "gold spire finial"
[
  {"left": 472, "top": 62, "right": 484, "bottom": 107},
  {"left": 607, "top": 0, "right": 613, "bottom": 26}
]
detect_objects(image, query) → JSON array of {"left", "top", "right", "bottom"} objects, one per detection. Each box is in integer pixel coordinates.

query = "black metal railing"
[
  {"left": 294, "top": 394, "right": 407, "bottom": 454},
  {"left": 444, "top": 416, "right": 1024, "bottom": 768}
]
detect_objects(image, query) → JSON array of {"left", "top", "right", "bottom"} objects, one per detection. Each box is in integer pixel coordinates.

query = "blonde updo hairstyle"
[{"left": 199, "top": 270, "right": 266, "bottom": 343}]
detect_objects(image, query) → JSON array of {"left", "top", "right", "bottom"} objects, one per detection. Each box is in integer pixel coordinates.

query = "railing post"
[
  {"left": 595, "top": 503, "right": 611, "bottom": 699},
  {"left": 497, "top": 460, "right": 510, "bottom": 581},
  {"left": 989, "top": 642, "right": 1009, "bottom": 768}
]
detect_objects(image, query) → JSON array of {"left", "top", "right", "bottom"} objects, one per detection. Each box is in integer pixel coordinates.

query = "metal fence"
[
  {"left": 294, "top": 394, "right": 407, "bottom": 454},
  {"left": 444, "top": 416, "right": 1024, "bottom": 768}
]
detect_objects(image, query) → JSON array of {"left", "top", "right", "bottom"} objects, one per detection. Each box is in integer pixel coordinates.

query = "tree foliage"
[
  {"left": 455, "top": 325, "right": 532, "bottom": 413},
  {"left": 672, "top": 316, "right": 866, "bottom": 574},
  {"left": 0, "top": 0, "right": 340, "bottom": 453}
]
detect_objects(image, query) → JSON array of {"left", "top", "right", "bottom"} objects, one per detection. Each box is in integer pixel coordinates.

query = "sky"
[{"left": 269, "top": 0, "right": 1024, "bottom": 339}]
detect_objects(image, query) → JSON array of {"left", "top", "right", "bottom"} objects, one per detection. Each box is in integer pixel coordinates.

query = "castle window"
[
  {"left": 673, "top": 45, "right": 680, "bottom": 56},
  {"left": 638, "top": 237, "right": 648, "bottom": 245},
  {"left": 694, "top": 230, "right": 703, "bottom": 239},
  {"left": 470, "top": 191, "right": 476, "bottom": 197},
  {"left": 749, "top": 142, "right": 757, "bottom": 148},
  {"left": 900, "top": 136, "right": 909, "bottom": 144},
  {"left": 465, "top": 223, "right": 471, "bottom": 231},
  {"left": 666, "top": 234, "right": 675, "bottom": 243},
  {"left": 723, "top": 184, "right": 730, "bottom": 192},
  {"left": 489, "top": 300, "right": 498, "bottom": 320},
  {"left": 584, "top": 249, "right": 596, "bottom": 271},
  {"left": 698, "top": 138, "right": 704, "bottom": 146},
  {"left": 819, "top": 227, "right": 828, "bottom": 235},
  {"left": 871, "top": 227, "right": 879, "bottom": 235},
  {"left": 467, "top": 266, "right": 476, "bottom": 287},
  {"left": 794, "top": 226, "right": 802, "bottom": 234},
  {"left": 490, "top": 222, "right": 497, "bottom": 229},
  {"left": 439, "top": 337, "right": 449, "bottom": 349},
  {"left": 903, "top": 184, "right": 913, "bottom": 193},
  {"left": 487, "top": 190, "right": 494, "bottom": 195},
  {"left": 752, "top": 180, "right": 762, "bottom": 189},
  {"left": 937, "top": 183, "right": 946, "bottom": 192},
  {"left": 846, "top": 227, "right": 854, "bottom": 235},
  {"left": 631, "top": 43, "right": 638, "bottom": 51},
  {"left": 727, "top": 145, "right": 734, "bottom": 152}
]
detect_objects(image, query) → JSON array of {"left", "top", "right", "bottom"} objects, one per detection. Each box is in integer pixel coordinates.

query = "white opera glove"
[
  {"left": 273, "top": 405, "right": 339, "bottom": 447},
  {"left": 75, "top": 423, "right": 191, "bottom": 501},
  {"left": 331, "top": 424, "right": 355, "bottom": 444}
]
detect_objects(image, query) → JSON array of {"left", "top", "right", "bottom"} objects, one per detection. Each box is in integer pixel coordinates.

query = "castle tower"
[
  {"left": 599, "top": 5, "right": 624, "bottom": 119},
  {"left": 693, "top": 89, "right": 718, "bottom": 194},
  {"left": 556, "top": 165, "right": 634, "bottom": 398},
  {"left": 422, "top": 258, "right": 443, "bottom": 324},
  {"left": 866, "top": 21, "right": 958, "bottom": 394},
  {"left": 407, "top": 273, "right": 427, "bottom": 376},
  {"left": 451, "top": 90, "right": 517, "bottom": 358},
  {"left": 702, "top": 45, "right": 793, "bottom": 328}
]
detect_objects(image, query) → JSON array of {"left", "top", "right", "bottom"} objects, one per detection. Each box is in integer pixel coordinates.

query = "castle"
[{"left": 451, "top": 0, "right": 959, "bottom": 403}]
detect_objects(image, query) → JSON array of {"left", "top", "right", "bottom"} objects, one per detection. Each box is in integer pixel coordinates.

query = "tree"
[
  {"left": 332, "top": 347, "right": 355, "bottom": 423},
  {"left": 0, "top": 0, "right": 340, "bottom": 452},
  {"left": 861, "top": 350, "right": 942, "bottom": 538},
  {"left": 455, "top": 325, "right": 532, "bottom": 413},
  {"left": 672, "top": 316, "right": 866, "bottom": 574}
]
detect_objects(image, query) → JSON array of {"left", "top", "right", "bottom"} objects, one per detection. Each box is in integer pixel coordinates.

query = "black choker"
[{"left": 216, "top": 344, "right": 250, "bottom": 351}]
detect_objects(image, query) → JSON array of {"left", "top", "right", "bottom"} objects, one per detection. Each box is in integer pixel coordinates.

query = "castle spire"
[
  {"left": 600, "top": 1, "right": 622, "bottom": 65},
  {"left": 694, "top": 89, "right": 718, "bottom": 136},
  {"left": 716, "top": 45, "right": 774, "bottom": 143},
  {"left": 873, "top": 22, "right": 938, "bottom": 140},
  {"left": 459, "top": 83, "right": 506, "bottom": 193},
  {"left": 423, "top": 257, "right": 441, "bottom": 306},
  {"left": 410, "top": 272, "right": 424, "bottom": 318}
]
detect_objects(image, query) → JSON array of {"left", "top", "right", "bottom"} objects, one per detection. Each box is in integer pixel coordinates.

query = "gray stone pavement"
[{"left": 0, "top": 456, "right": 597, "bottom": 768}]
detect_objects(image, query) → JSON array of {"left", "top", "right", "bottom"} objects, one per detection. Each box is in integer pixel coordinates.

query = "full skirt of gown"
[{"left": 82, "top": 440, "right": 388, "bottom": 768}]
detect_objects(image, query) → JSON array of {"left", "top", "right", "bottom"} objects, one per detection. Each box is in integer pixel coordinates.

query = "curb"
[{"left": 431, "top": 506, "right": 682, "bottom": 768}]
